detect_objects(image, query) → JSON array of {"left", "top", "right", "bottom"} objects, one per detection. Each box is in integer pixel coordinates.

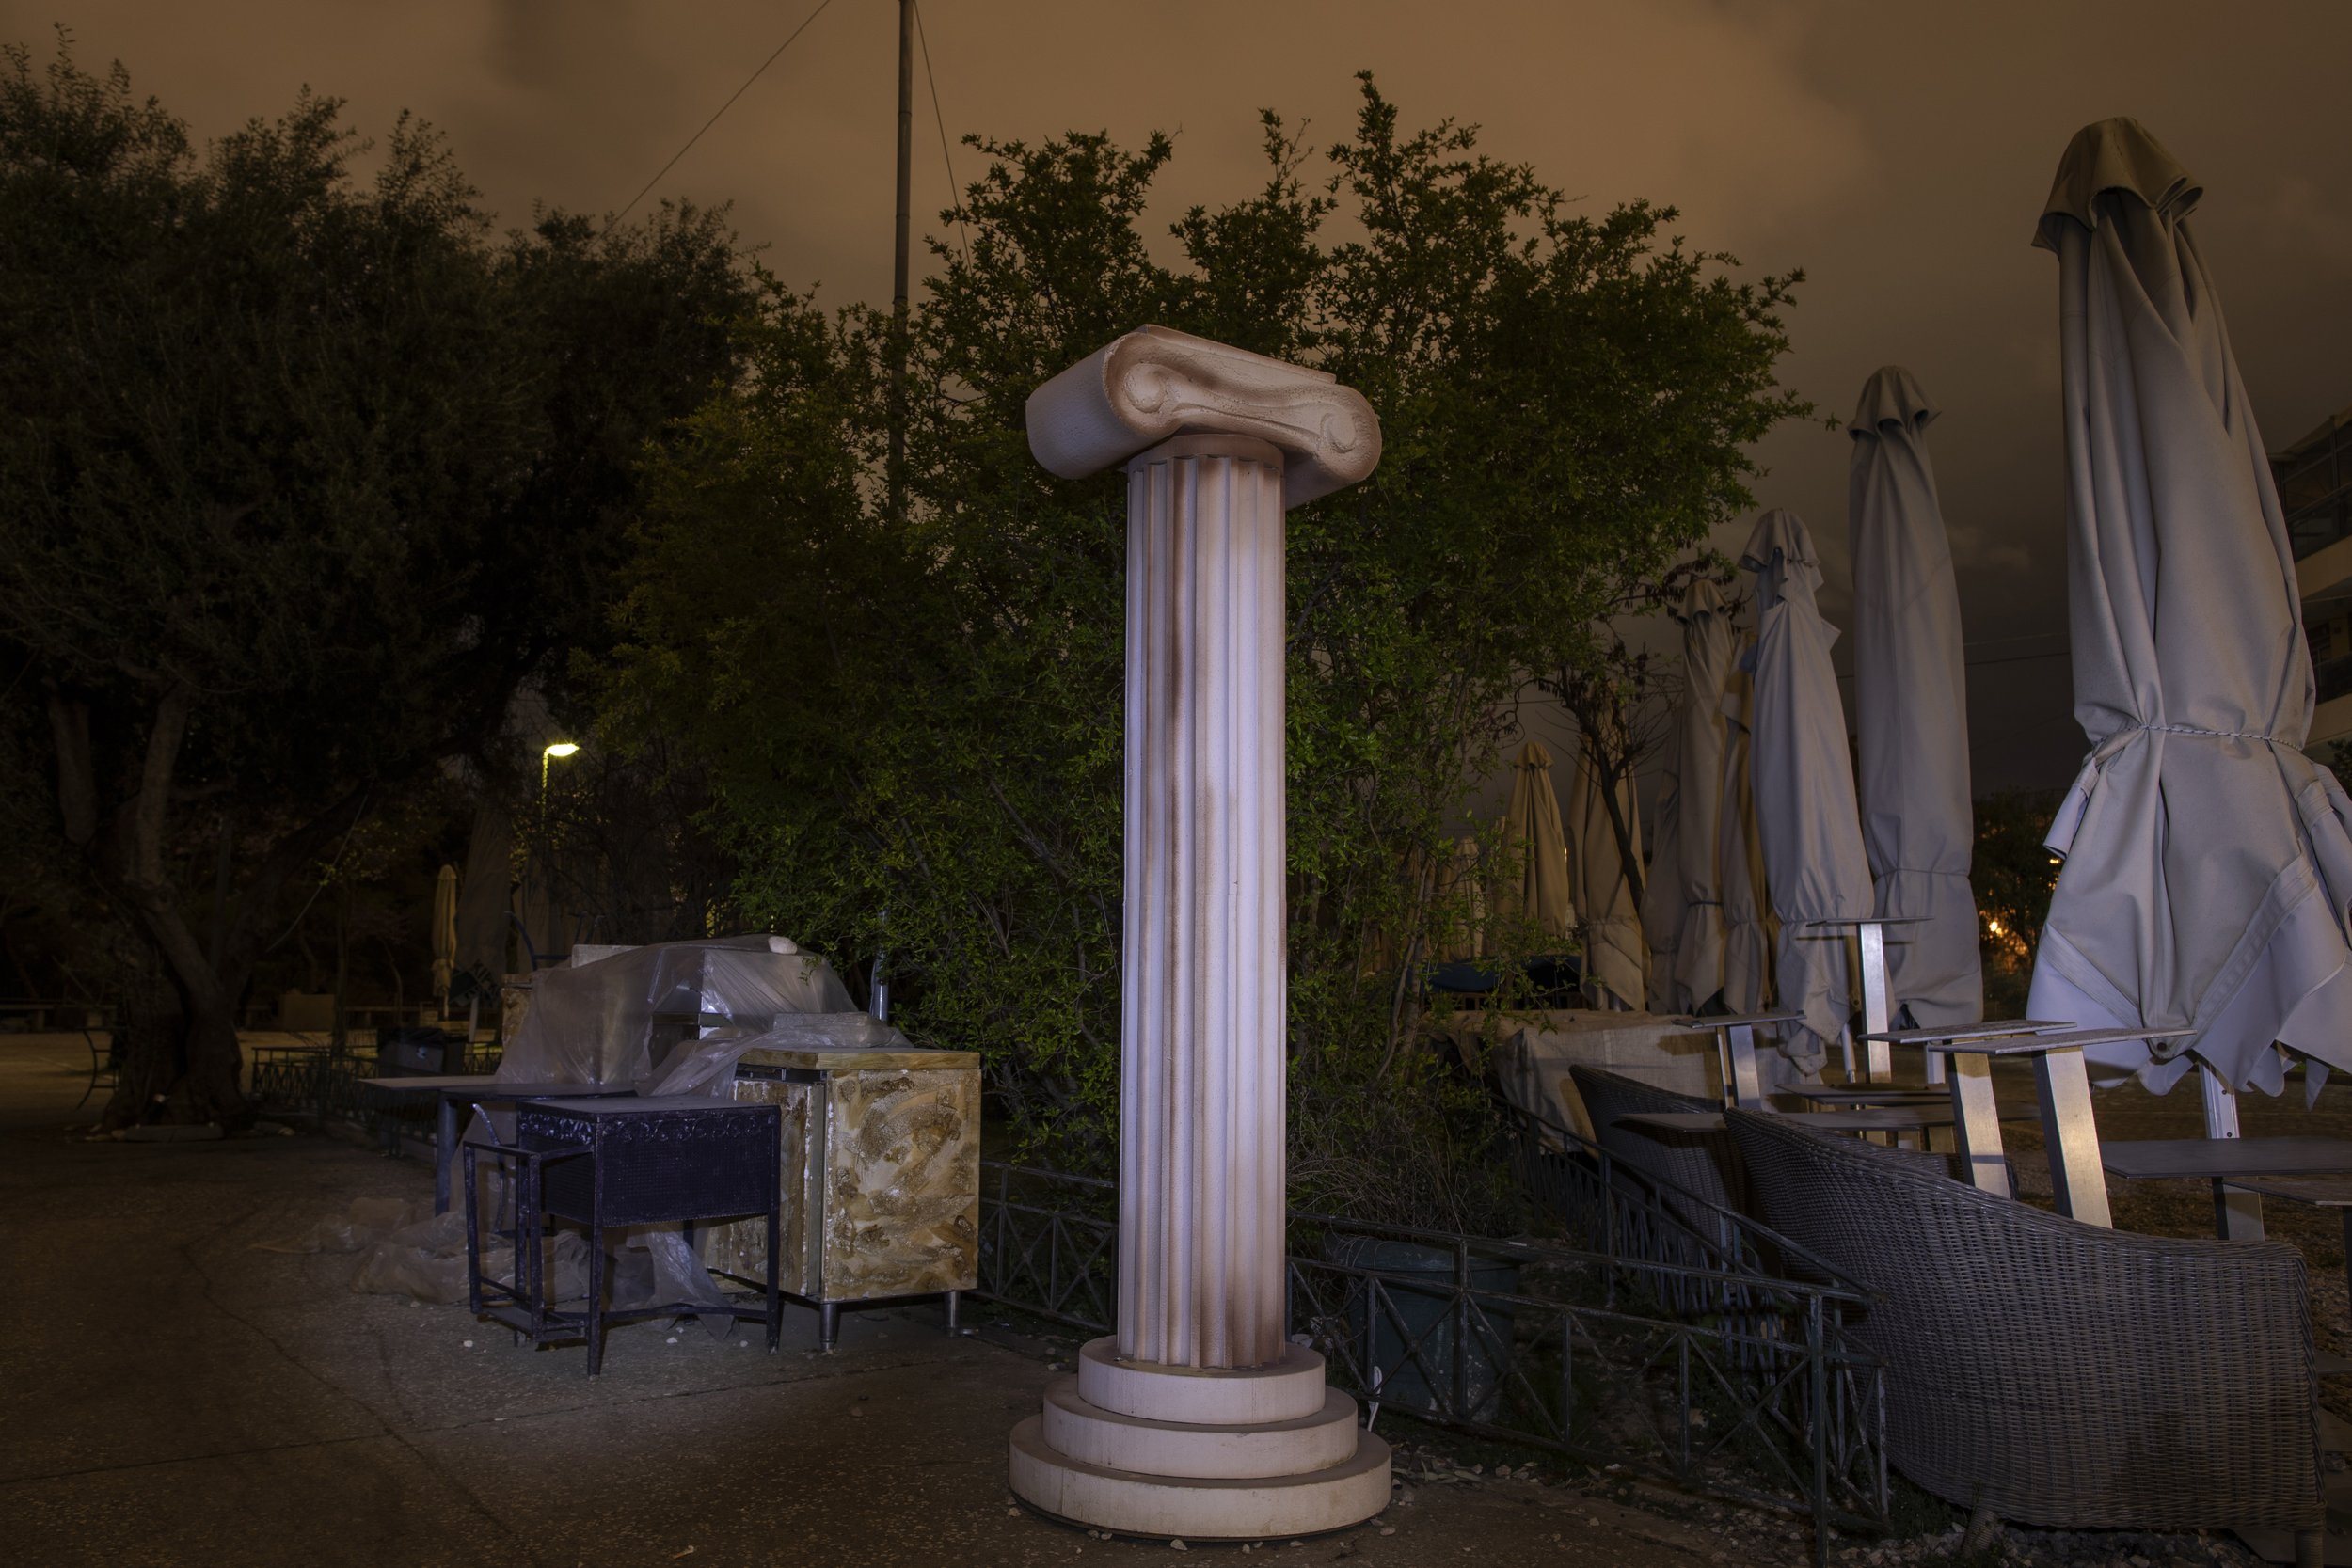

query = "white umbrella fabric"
[
  {"left": 1568, "top": 729, "right": 1646, "bottom": 1009},
  {"left": 1498, "top": 741, "right": 1576, "bottom": 950},
  {"left": 1848, "top": 368, "right": 1984, "bottom": 1027},
  {"left": 1742, "top": 509, "right": 1874, "bottom": 1073},
  {"left": 1718, "top": 632, "right": 1774, "bottom": 1014},
  {"left": 2027, "top": 118, "right": 2352, "bottom": 1096},
  {"left": 1665, "top": 579, "right": 1736, "bottom": 1012}
]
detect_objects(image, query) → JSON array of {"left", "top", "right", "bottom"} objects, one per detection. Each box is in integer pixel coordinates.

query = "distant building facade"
[{"left": 2280, "top": 406, "right": 2352, "bottom": 750}]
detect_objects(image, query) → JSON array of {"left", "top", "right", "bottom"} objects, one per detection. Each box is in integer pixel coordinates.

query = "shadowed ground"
[{"left": 0, "top": 1032, "right": 1766, "bottom": 1568}]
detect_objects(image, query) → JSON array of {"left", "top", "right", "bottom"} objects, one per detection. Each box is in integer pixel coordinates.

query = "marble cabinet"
[{"left": 707, "top": 1040, "right": 980, "bottom": 1343}]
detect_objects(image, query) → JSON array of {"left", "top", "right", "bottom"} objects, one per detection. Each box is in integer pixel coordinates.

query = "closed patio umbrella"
[
  {"left": 1568, "top": 726, "right": 1646, "bottom": 1009},
  {"left": 1498, "top": 741, "right": 1576, "bottom": 949},
  {"left": 1666, "top": 579, "right": 1736, "bottom": 1012},
  {"left": 430, "top": 863, "right": 459, "bottom": 1006},
  {"left": 2027, "top": 118, "right": 2352, "bottom": 1096},
  {"left": 1743, "top": 509, "right": 1874, "bottom": 1074},
  {"left": 1641, "top": 722, "right": 1684, "bottom": 1011},
  {"left": 1849, "top": 369, "right": 1984, "bottom": 1027},
  {"left": 1718, "top": 631, "right": 1773, "bottom": 1014}
]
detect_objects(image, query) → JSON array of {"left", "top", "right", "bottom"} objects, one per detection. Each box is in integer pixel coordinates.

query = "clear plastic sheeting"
[
  {"left": 253, "top": 1194, "right": 591, "bottom": 1307},
  {"left": 262, "top": 1192, "right": 739, "bottom": 1324},
  {"left": 498, "top": 935, "right": 856, "bottom": 1086},
  {"left": 638, "top": 1011, "right": 914, "bottom": 1099}
]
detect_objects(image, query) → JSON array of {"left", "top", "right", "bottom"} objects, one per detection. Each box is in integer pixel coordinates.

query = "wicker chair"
[
  {"left": 1725, "top": 1108, "right": 2324, "bottom": 1541},
  {"left": 1568, "top": 1064, "right": 1748, "bottom": 1229}
]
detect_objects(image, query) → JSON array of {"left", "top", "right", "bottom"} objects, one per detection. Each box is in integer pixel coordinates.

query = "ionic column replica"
[{"left": 1008, "top": 326, "right": 1391, "bottom": 1538}]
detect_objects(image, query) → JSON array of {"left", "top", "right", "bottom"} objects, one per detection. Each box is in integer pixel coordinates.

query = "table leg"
[
  {"left": 1855, "top": 925, "right": 1893, "bottom": 1084},
  {"left": 436, "top": 1095, "right": 457, "bottom": 1215},
  {"left": 1946, "top": 1051, "right": 2010, "bottom": 1197},
  {"left": 2200, "top": 1067, "right": 2265, "bottom": 1241},
  {"left": 2207, "top": 1178, "right": 2266, "bottom": 1241},
  {"left": 2032, "top": 1047, "right": 2111, "bottom": 1227},
  {"left": 1722, "top": 1023, "right": 1766, "bottom": 1110}
]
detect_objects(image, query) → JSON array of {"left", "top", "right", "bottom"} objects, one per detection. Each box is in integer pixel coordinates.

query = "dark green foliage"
[
  {"left": 1974, "top": 788, "right": 2064, "bottom": 1018},
  {"left": 607, "top": 77, "right": 1806, "bottom": 1225},
  {"left": 0, "top": 37, "right": 757, "bottom": 1123}
]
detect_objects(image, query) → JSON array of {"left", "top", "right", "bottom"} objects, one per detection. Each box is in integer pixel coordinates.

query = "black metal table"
[
  {"left": 466, "top": 1095, "right": 783, "bottom": 1375},
  {"left": 2102, "top": 1136, "right": 2352, "bottom": 1243},
  {"left": 360, "top": 1075, "right": 636, "bottom": 1214}
]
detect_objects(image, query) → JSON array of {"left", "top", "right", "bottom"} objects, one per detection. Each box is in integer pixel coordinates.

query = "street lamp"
[{"left": 540, "top": 741, "right": 580, "bottom": 797}]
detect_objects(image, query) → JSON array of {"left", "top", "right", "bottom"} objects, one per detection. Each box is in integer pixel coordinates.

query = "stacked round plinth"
[{"left": 1010, "top": 327, "right": 1390, "bottom": 1539}]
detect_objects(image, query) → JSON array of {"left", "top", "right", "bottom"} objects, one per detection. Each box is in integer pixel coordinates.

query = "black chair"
[
  {"left": 465, "top": 1096, "right": 782, "bottom": 1375},
  {"left": 77, "top": 1027, "right": 119, "bottom": 1111}
]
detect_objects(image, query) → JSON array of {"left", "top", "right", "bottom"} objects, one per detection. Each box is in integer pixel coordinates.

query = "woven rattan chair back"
[{"left": 1725, "top": 1108, "right": 2323, "bottom": 1531}]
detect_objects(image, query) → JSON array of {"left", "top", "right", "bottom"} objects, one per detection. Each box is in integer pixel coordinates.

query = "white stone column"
[
  {"left": 1119, "top": 431, "right": 1290, "bottom": 1372},
  {"left": 1008, "top": 326, "right": 1391, "bottom": 1540}
]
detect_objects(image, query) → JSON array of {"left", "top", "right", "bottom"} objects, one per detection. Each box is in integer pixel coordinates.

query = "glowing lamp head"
[{"left": 543, "top": 742, "right": 580, "bottom": 759}]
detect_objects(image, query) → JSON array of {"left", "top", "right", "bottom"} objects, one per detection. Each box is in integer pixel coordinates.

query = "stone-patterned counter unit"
[{"left": 709, "top": 1041, "right": 980, "bottom": 1347}]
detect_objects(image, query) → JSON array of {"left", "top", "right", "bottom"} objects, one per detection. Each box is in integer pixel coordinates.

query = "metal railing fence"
[{"left": 974, "top": 1132, "right": 1887, "bottom": 1560}]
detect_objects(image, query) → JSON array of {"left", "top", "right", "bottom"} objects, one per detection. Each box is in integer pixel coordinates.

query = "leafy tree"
[
  {"left": 0, "top": 39, "right": 757, "bottom": 1126},
  {"left": 608, "top": 77, "right": 1806, "bottom": 1224},
  {"left": 1973, "top": 787, "right": 2063, "bottom": 1017}
]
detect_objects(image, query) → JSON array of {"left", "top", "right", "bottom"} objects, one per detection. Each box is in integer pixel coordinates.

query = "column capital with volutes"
[{"left": 1025, "top": 325, "right": 1380, "bottom": 508}]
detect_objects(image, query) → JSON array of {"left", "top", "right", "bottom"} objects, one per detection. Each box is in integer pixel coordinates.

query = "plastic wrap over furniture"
[
  {"left": 1025, "top": 325, "right": 1379, "bottom": 506},
  {"left": 1724, "top": 1108, "right": 2324, "bottom": 1534}
]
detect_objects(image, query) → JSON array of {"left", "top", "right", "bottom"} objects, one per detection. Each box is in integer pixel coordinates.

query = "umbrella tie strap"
[
  {"left": 2134, "top": 721, "right": 2285, "bottom": 744},
  {"left": 2046, "top": 721, "right": 2294, "bottom": 858}
]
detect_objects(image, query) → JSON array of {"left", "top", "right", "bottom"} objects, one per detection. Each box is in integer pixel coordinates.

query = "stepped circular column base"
[
  {"left": 1075, "top": 1337, "right": 1327, "bottom": 1424},
  {"left": 1042, "top": 1376, "right": 1362, "bottom": 1479},
  {"left": 1009, "top": 1415, "right": 1391, "bottom": 1541}
]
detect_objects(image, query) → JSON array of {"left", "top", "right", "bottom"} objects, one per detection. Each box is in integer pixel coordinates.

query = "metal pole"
[
  {"left": 889, "top": 0, "right": 914, "bottom": 522},
  {"left": 2201, "top": 1064, "right": 2265, "bottom": 1240}
]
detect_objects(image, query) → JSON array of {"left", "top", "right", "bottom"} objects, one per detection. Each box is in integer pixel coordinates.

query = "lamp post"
[
  {"left": 532, "top": 743, "right": 580, "bottom": 965},
  {"left": 540, "top": 740, "right": 580, "bottom": 798}
]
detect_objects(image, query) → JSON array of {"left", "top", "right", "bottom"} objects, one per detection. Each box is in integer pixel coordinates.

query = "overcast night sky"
[{"left": 19, "top": 0, "right": 2352, "bottom": 796}]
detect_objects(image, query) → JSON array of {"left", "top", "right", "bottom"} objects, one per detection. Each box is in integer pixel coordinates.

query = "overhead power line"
[
  {"left": 912, "top": 0, "right": 969, "bottom": 262},
  {"left": 608, "top": 0, "right": 838, "bottom": 230}
]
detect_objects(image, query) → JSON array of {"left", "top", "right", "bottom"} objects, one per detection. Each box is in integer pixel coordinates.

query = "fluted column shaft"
[{"left": 1118, "top": 433, "right": 1288, "bottom": 1370}]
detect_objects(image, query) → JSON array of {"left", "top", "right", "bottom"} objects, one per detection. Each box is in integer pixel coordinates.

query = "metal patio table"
[
  {"left": 1670, "top": 1010, "right": 1804, "bottom": 1109},
  {"left": 358, "top": 1074, "right": 637, "bottom": 1214},
  {"left": 1799, "top": 915, "right": 1926, "bottom": 1081},
  {"left": 2224, "top": 1177, "right": 2352, "bottom": 1318},
  {"left": 1871, "top": 1022, "right": 2186, "bottom": 1227},
  {"left": 1618, "top": 1105, "right": 1958, "bottom": 1136},
  {"left": 2101, "top": 1136, "right": 2352, "bottom": 1247}
]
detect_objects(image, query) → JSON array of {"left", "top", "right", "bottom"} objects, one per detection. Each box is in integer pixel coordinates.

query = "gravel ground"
[{"left": 2, "top": 1033, "right": 2335, "bottom": 1565}]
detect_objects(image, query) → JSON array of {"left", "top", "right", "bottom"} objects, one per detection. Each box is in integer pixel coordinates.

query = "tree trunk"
[{"left": 51, "top": 688, "right": 254, "bottom": 1131}]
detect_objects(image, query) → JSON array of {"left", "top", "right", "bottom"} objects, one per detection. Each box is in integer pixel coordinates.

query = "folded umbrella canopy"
[
  {"left": 1498, "top": 741, "right": 1577, "bottom": 949},
  {"left": 1665, "top": 579, "right": 1736, "bottom": 1012},
  {"left": 1718, "top": 631, "right": 1774, "bottom": 1014},
  {"left": 430, "top": 863, "right": 459, "bottom": 1004},
  {"left": 1568, "top": 724, "right": 1646, "bottom": 1009},
  {"left": 2027, "top": 118, "right": 2352, "bottom": 1096},
  {"left": 1641, "top": 722, "right": 1685, "bottom": 1011},
  {"left": 1743, "top": 510, "right": 1875, "bottom": 1073},
  {"left": 1849, "top": 369, "right": 1984, "bottom": 1027}
]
